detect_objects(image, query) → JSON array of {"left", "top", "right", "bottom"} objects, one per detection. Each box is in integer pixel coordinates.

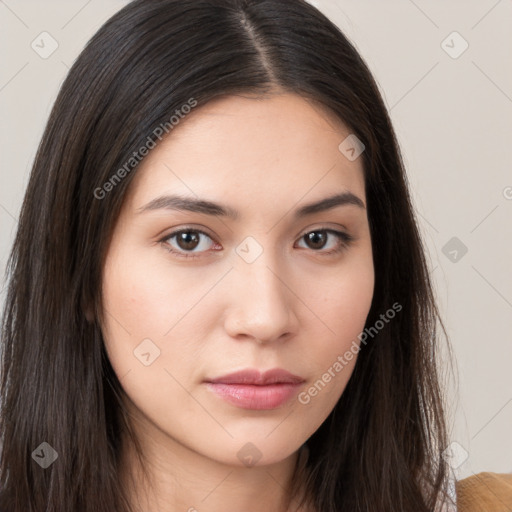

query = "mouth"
[{"left": 203, "top": 368, "right": 305, "bottom": 410}]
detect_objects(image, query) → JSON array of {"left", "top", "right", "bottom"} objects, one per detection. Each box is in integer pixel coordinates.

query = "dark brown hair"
[{"left": 0, "top": 0, "right": 454, "bottom": 510}]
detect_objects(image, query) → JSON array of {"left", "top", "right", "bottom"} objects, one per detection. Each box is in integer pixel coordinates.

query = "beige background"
[{"left": 1, "top": 0, "right": 511, "bottom": 481}]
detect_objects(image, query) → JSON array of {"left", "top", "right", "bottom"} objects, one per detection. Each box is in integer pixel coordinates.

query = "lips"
[
  {"left": 204, "top": 368, "right": 305, "bottom": 410},
  {"left": 205, "top": 368, "right": 305, "bottom": 386}
]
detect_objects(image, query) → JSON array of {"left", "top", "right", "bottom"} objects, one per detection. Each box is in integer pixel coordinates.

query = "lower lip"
[{"left": 205, "top": 382, "right": 302, "bottom": 410}]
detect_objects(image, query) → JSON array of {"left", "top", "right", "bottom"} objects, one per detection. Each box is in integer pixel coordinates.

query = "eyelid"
[
  {"left": 159, "top": 224, "right": 355, "bottom": 259},
  {"left": 159, "top": 226, "right": 219, "bottom": 258}
]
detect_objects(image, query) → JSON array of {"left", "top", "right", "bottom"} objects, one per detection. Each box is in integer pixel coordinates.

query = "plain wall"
[{"left": 1, "top": 0, "right": 511, "bottom": 482}]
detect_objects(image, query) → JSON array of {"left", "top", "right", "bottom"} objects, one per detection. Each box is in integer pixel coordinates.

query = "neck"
[{"left": 118, "top": 411, "right": 313, "bottom": 512}]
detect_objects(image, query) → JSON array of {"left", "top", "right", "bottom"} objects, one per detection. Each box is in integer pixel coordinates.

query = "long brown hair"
[{"left": 0, "top": 0, "right": 454, "bottom": 510}]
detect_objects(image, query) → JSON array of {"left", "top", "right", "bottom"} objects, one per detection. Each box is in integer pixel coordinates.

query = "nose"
[{"left": 223, "top": 253, "right": 299, "bottom": 344}]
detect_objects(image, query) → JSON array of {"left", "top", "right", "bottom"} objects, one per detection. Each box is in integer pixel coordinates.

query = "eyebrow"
[{"left": 136, "top": 191, "right": 366, "bottom": 220}]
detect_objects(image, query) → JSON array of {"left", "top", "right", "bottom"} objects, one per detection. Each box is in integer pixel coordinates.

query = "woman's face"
[{"left": 100, "top": 93, "right": 374, "bottom": 468}]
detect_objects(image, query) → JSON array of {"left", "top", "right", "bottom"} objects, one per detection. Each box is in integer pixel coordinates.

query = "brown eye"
[
  {"left": 175, "top": 231, "right": 201, "bottom": 251},
  {"left": 304, "top": 231, "right": 328, "bottom": 250},
  {"left": 297, "top": 229, "right": 354, "bottom": 255},
  {"left": 160, "top": 229, "right": 217, "bottom": 259}
]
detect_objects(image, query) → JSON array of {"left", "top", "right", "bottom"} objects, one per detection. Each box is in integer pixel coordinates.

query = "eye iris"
[
  {"left": 306, "top": 231, "right": 327, "bottom": 250},
  {"left": 177, "top": 231, "right": 200, "bottom": 250}
]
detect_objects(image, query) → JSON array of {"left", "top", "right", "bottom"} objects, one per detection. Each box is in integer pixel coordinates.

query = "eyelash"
[{"left": 159, "top": 227, "right": 354, "bottom": 260}]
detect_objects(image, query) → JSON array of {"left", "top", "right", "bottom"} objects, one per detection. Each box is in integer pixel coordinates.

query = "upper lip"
[{"left": 205, "top": 368, "right": 305, "bottom": 385}]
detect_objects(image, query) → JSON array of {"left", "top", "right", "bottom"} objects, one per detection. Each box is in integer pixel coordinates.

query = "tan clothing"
[{"left": 456, "top": 472, "right": 512, "bottom": 512}]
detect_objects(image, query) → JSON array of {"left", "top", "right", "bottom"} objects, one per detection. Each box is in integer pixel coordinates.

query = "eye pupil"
[
  {"left": 306, "top": 231, "right": 327, "bottom": 249},
  {"left": 177, "top": 231, "right": 200, "bottom": 250},
  {"left": 165, "top": 228, "right": 347, "bottom": 258}
]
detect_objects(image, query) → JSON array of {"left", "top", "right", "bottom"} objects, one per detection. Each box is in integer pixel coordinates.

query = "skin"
[{"left": 100, "top": 92, "right": 375, "bottom": 512}]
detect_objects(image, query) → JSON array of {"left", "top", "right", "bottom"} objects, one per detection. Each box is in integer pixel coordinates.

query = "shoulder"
[{"left": 456, "top": 472, "right": 512, "bottom": 512}]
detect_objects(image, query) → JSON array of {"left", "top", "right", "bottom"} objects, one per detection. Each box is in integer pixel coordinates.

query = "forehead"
[{"left": 124, "top": 93, "right": 366, "bottom": 212}]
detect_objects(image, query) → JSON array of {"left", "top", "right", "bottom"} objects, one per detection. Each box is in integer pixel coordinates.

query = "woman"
[{"left": 0, "top": 0, "right": 458, "bottom": 510}]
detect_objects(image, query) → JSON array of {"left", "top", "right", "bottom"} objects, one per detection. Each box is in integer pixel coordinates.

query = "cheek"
[
  {"left": 100, "top": 247, "right": 170, "bottom": 373},
  {"left": 101, "top": 246, "right": 200, "bottom": 339},
  {"left": 100, "top": 250, "right": 202, "bottom": 417},
  {"left": 100, "top": 245, "right": 217, "bottom": 389},
  {"left": 314, "top": 254, "right": 374, "bottom": 342},
  {"left": 297, "top": 258, "right": 374, "bottom": 405}
]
